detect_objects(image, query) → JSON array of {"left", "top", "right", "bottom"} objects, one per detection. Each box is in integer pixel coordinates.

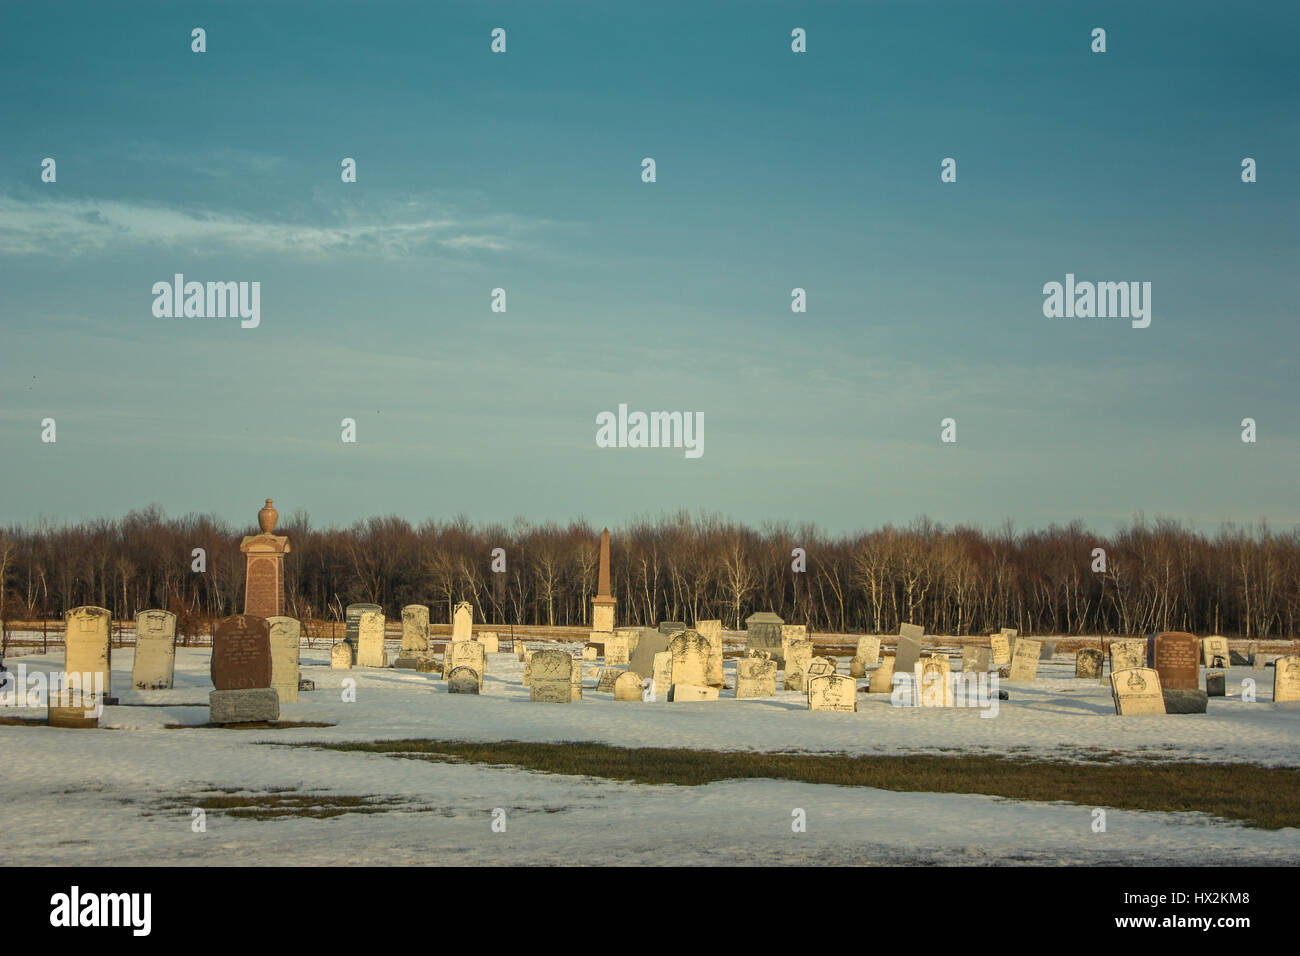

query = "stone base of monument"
[
  {"left": 415, "top": 656, "right": 441, "bottom": 674},
  {"left": 1161, "top": 689, "right": 1208, "bottom": 714},
  {"left": 394, "top": 656, "right": 432, "bottom": 669},
  {"left": 209, "top": 688, "right": 280, "bottom": 724},
  {"left": 47, "top": 707, "right": 99, "bottom": 729},
  {"left": 1205, "top": 672, "right": 1226, "bottom": 697}
]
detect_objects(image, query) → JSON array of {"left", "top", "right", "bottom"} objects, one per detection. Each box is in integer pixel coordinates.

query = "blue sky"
[{"left": 1, "top": 1, "right": 1297, "bottom": 535}]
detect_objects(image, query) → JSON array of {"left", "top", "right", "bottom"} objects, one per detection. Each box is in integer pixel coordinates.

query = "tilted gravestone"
[
  {"left": 1075, "top": 648, "right": 1104, "bottom": 679},
  {"left": 266, "top": 616, "right": 301, "bottom": 704},
  {"left": 210, "top": 614, "right": 278, "bottom": 723},
  {"left": 990, "top": 634, "right": 1011, "bottom": 669},
  {"left": 1148, "top": 632, "right": 1200, "bottom": 691},
  {"left": 735, "top": 658, "right": 777, "bottom": 699},
  {"left": 356, "top": 609, "right": 387, "bottom": 668},
  {"left": 1008, "top": 640, "right": 1042, "bottom": 680},
  {"left": 529, "top": 649, "right": 573, "bottom": 703},
  {"left": 628, "top": 631, "right": 671, "bottom": 680},
  {"left": 596, "top": 668, "right": 624, "bottom": 693},
  {"left": 867, "top": 654, "right": 897, "bottom": 694},
  {"left": 893, "top": 634, "right": 922, "bottom": 674},
  {"left": 1111, "top": 667, "right": 1166, "bottom": 715},
  {"left": 394, "top": 605, "right": 430, "bottom": 668},
  {"left": 132, "top": 609, "right": 177, "bottom": 690},
  {"left": 807, "top": 673, "right": 857, "bottom": 712}
]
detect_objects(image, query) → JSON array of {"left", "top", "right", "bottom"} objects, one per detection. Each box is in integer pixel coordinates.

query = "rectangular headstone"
[
  {"left": 782, "top": 638, "right": 814, "bottom": 692},
  {"left": 1149, "top": 632, "right": 1200, "bottom": 691},
  {"left": 1111, "top": 667, "right": 1166, "bottom": 715},
  {"left": 398, "top": 605, "right": 429, "bottom": 661},
  {"left": 961, "top": 645, "right": 991, "bottom": 674},
  {"left": 344, "top": 603, "right": 381, "bottom": 663},
  {"left": 669, "top": 683, "right": 718, "bottom": 702},
  {"left": 211, "top": 615, "right": 272, "bottom": 690},
  {"left": 444, "top": 640, "right": 487, "bottom": 689},
  {"left": 855, "top": 636, "right": 881, "bottom": 668},
  {"left": 267, "top": 616, "right": 301, "bottom": 704},
  {"left": 132, "top": 609, "right": 176, "bottom": 690},
  {"left": 1038, "top": 641, "right": 1056, "bottom": 661},
  {"left": 604, "top": 633, "right": 630, "bottom": 667},
  {"left": 867, "top": 655, "right": 896, "bottom": 694},
  {"left": 629, "top": 631, "right": 671, "bottom": 680},
  {"left": 356, "top": 609, "right": 387, "bottom": 668},
  {"left": 893, "top": 634, "right": 922, "bottom": 673},
  {"left": 990, "top": 634, "right": 1011, "bottom": 668},
  {"left": 1109, "top": 639, "right": 1146, "bottom": 674},
  {"left": 529, "top": 649, "right": 573, "bottom": 703},
  {"left": 899, "top": 622, "right": 924, "bottom": 641},
  {"left": 807, "top": 674, "right": 857, "bottom": 712},
  {"left": 696, "top": 619, "right": 724, "bottom": 687},
  {"left": 735, "top": 658, "right": 777, "bottom": 699},
  {"left": 1075, "top": 648, "right": 1104, "bottom": 680},
  {"left": 1008, "top": 640, "right": 1042, "bottom": 680},
  {"left": 658, "top": 621, "right": 687, "bottom": 636},
  {"left": 669, "top": 631, "right": 710, "bottom": 687},
  {"left": 650, "top": 652, "right": 673, "bottom": 702},
  {"left": 744, "top": 612, "right": 785, "bottom": 661},
  {"left": 1273, "top": 656, "right": 1300, "bottom": 703},
  {"left": 914, "top": 657, "right": 954, "bottom": 707},
  {"left": 65, "top": 606, "right": 112, "bottom": 702},
  {"left": 1201, "top": 635, "right": 1229, "bottom": 669}
]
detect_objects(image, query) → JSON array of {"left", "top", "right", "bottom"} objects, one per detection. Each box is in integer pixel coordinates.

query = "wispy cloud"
[{"left": 0, "top": 192, "right": 540, "bottom": 258}]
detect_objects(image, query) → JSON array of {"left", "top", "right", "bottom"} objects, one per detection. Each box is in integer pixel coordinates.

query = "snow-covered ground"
[{"left": 2, "top": 642, "right": 1297, "bottom": 865}]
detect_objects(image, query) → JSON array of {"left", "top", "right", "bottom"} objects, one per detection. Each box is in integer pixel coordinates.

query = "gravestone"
[
  {"left": 613, "top": 671, "right": 643, "bottom": 701},
  {"left": 658, "top": 621, "right": 687, "bottom": 636},
  {"left": 210, "top": 614, "right": 278, "bottom": 723},
  {"left": 1075, "top": 648, "right": 1104, "bottom": 680},
  {"left": 604, "top": 633, "right": 630, "bottom": 667},
  {"left": 914, "top": 656, "right": 954, "bottom": 707},
  {"left": 853, "top": 636, "right": 881, "bottom": 671},
  {"left": 1148, "top": 632, "right": 1200, "bottom": 691},
  {"left": 330, "top": 641, "right": 353, "bottom": 669},
  {"left": 266, "top": 615, "right": 301, "bottom": 704},
  {"left": 240, "top": 499, "right": 290, "bottom": 618},
  {"left": 394, "top": 605, "right": 430, "bottom": 668},
  {"left": 807, "top": 674, "right": 857, "bottom": 712},
  {"left": 447, "top": 666, "right": 480, "bottom": 695},
  {"left": 744, "top": 612, "right": 785, "bottom": 661},
  {"left": 1111, "top": 667, "right": 1166, "bottom": 715},
  {"left": 1038, "top": 641, "right": 1057, "bottom": 661},
  {"left": 893, "top": 634, "right": 922, "bottom": 674},
  {"left": 477, "top": 632, "right": 499, "bottom": 653},
  {"left": 596, "top": 668, "right": 624, "bottom": 693},
  {"left": 65, "top": 605, "right": 112, "bottom": 701},
  {"left": 990, "top": 634, "right": 1011, "bottom": 669},
  {"left": 735, "top": 658, "right": 778, "bottom": 699},
  {"left": 521, "top": 650, "right": 533, "bottom": 687},
  {"left": 345, "top": 603, "right": 382, "bottom": 664},
  {"left": 961, "top": 645, "right": 991, "bottom": 674},
  {"left": 614, "top": 627, "right": 643, "bottom": 657},
  {"left": 452, "top": 601, "right": 474, "bottom": 643},
  {"left": 444, "top": 641, "right": 487, "bottom": 689},
  {"left": 571, "top": 656, "right": 583, "bottom": 701},
  {"left": 529, "top": 649, "right": 573, "bottom": 703},
  {"left": 899, "top": 622, "right": 924, "bottom": 641},
  {"left": 1249, "top": 641, "right": 1263, "bottom": 669},
  {"left": 1201, "top": 635, "right": 1230, "bottom": 669},
  {"left": 356, "top": 609, "right": 387, "bottom": 668},
  {"left": 517, "top": 641, "right": 529, "bottom": 661},
  {"left": 583, "top": 645, "right": 598, "bottom": 661},
  {"left": 782, "top": 638, "right": 814, "bottom": 692},
  {"left": 867, "top": 655, "right": 896, "bottom": 694},
  {"left": 696, "top": 619, "right": 725, "bottom": 687},
  {"left": 668, "top": 631, "right": 710, "bottom": 687},
  {"left": 132, "top": 609, "right": 176, "bottom": 690},
  {"left": 1109, "top": 639, "right": 1146, "bottom": 674},
  {"left": 1273, "top": 656, "right": 1300, "bottom": 704},
  {"left": 1205, "top": 671, "right": 1226, "bottom": 697},
  {"left": 1008, "top": 640, "right": 1042, "bottom": 680},
  {"left": 669, "top": 683, "right": 718, "bottom": 702},
  {"left": 650, "top": 652, "right": 673, "bottom": 702}
]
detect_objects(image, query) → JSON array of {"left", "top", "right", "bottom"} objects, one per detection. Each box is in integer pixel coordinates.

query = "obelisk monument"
[
  {"left": 591, "top": 527, "right": 616, "bottom": 633},
  {"left": 240, "top": 498, "right": 291, "bottom": 618}
]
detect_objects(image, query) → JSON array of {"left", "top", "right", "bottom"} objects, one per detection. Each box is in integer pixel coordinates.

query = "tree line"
[{"left": 1, "top": 506, "right": 1297, "bottom": 639}]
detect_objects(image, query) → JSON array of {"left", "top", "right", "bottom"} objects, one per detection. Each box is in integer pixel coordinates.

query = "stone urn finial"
[{"left": 258, "top": 498, "right": 278, "bottom": 534}]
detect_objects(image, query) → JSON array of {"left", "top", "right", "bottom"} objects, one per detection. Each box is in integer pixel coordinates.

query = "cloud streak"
[{"left": 0, "top": 193, "right": 536, "bottom": 259}]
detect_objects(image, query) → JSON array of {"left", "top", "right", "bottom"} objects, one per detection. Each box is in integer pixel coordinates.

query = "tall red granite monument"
[
  {"left": 240, "top": 499, "right": 291, "bottom": 618},
  {"left": 591, "top": 527, "right": 616, "bottom": 632}
]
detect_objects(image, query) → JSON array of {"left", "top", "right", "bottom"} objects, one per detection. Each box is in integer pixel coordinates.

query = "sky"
[{"left": 1, "top": 0, "right": 1297, "bottom": 536}]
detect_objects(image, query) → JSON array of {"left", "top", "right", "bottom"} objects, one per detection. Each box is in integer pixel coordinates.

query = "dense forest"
[{"left": 1, "top": 507, "right": 1297, "bottom": 639}]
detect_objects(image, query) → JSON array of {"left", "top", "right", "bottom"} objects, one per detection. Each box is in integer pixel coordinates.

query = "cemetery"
[{"left": 1, "top": 505, "right": 1298, "bottom": 866}]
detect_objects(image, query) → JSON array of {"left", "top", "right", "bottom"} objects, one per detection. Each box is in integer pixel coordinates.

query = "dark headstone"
[
  {"left": 210, "top": 615, "right": 272, "bottom": 690},
  {"left": 1161, "top": 689, "right": 1209, "bottom": 714},
  {"left": 1205, "top": 671, "right": 1226, "bottom": 697},
  {"left": 446, "top": 666, "right": 480, "bottom": 694},
  {"left": 1075, "top": 648, "right": 1104, "bottom": 679},
  {"left": 1229, "top": 650, "right": 1251, "bottom": 666},
  {"left": 658, "top": 621, "right": 687, "bottom": 636},
  {"left": 1149, "top": 632, "right": 1200, "bottom": 691},
  {"left": 297, "top": 678, "right": 316, "bottom": 692},
  {"left": 628, "top": 631, "right": 671, "bottom": 680},
  {"left": 1038, "top": 641, "right": 1057, "bottom": 661}
]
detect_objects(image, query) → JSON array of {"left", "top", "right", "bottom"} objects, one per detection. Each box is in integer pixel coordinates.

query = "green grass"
[
  {"left": 157, "top": 789, "right": 409, "bottom": 820},
  {"left": 294, "top": 738, "right": 1300, "bottom": 830}
]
